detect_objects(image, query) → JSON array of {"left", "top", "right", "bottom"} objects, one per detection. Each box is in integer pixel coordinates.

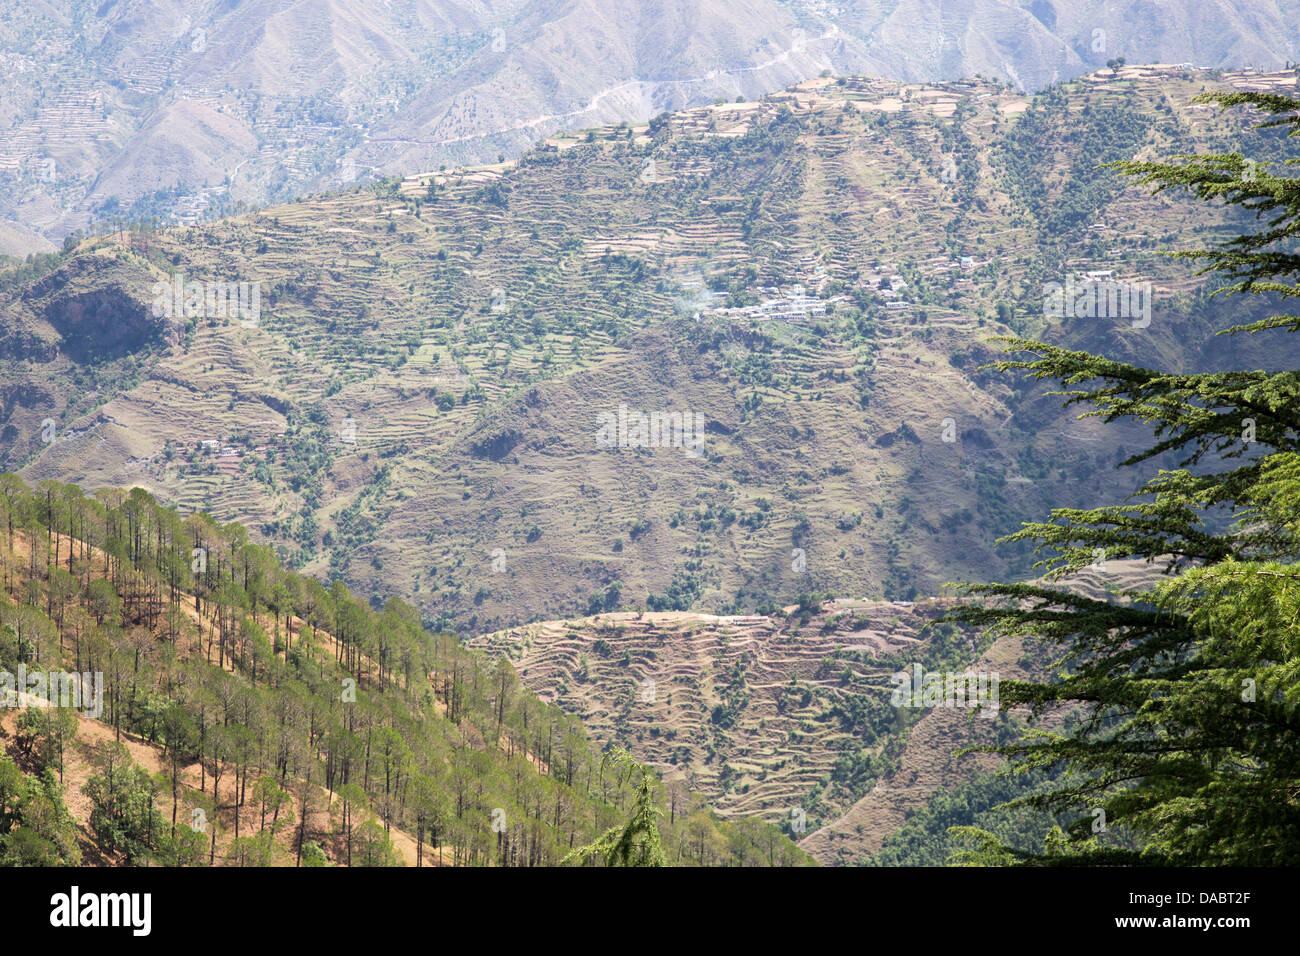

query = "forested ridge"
[{"left": 0, "top": 474, "right": 811, "bottom": 866}]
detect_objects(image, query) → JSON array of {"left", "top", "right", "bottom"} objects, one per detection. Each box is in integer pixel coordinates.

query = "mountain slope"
[
  {"left": 2, "top": 1, "right": 1299, "bottom": 252},
  {"left": 0, "top": 475, "right": 810, "bottom": 865},
  {"left": 5, "top": 66, "right": 1297, "bottom": 634},
  {"left": 466, "top": 559, "right": 1156, "bottom": 865}
]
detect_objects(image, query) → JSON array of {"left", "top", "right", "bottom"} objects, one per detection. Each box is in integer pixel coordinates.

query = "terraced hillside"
[
  {"left": 469, "top": 558, "right": 1158, "bottom": 865},
  {"left": 470, "top": 598, "right": 977, "bottom": 832},
  {"left": 801, "top": 558, "right": 1162, "bottom": 864},
  {"left": 3, "top": 66, "right": 1299, "bottom": 637}
]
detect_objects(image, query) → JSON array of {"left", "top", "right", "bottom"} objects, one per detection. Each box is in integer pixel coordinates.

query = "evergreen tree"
[
  {"left": 0, "top": 470, "right": 809, "bottom": 867},
  {"left": 948, "top": 91, "right": 1300, "bottom": 865},
  {"left": 85, "top": 742, "right": 163, "bottom": 865},
  {"left": 563, "top": 748, "right": 666, "bottom": 867}
]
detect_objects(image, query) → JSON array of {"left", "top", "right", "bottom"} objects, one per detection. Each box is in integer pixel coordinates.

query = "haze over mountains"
[{"left": 3, "top": 0, "right": 1300, "bottom": 255}]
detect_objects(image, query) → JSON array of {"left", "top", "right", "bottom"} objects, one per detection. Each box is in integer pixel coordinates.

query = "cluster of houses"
[
  {"left": 873, "top": 271, "right": 911, "bottom": 311},
  {"left": 856, "top": 254, "right": 984, "bottom": 313},
  {"left": 690, "top": 251, "right": 991, "bottom": 322},
  {"left": 684, "top": 242, "right": 1007, "bottom": 325},
  {"left": 200, "top": 438, "right": 241, "bottom": 458},
  {"left": 695, "top": 285, "right": 835, "bottom": 323}
]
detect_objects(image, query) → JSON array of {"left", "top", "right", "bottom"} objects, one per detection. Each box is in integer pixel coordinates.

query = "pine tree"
[
  {"left": 563, "top": 748, "right": 666, "bottom": 867},
  {"left": 948, "top": 91, "right": 1300, "bottom": 865}
]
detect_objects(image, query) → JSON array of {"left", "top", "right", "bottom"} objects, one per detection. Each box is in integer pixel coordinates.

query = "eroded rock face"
[
  {"left": 0, "top": 253, "right": 179, "bottom": 471},
  {"left": 470, "top": 428, "right": 524, "bottom": 461},
  {"left": 13, "top": 254, "right": 179, "bottom": 365},
  {"left": 42, "top": 287, "right": 163, "bottom": 363}
]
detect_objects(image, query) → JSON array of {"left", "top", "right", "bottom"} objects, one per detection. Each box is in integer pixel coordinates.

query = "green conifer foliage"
[{"left": 948, "top": 91, "right": 1300, "bottom": 865}]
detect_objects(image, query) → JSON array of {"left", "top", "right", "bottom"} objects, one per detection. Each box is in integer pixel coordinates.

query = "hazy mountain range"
[{"left": 2, "top": 0, "right": 1299, "bottom": 255}]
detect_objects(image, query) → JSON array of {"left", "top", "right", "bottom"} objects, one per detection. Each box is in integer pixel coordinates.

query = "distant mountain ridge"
[{"left": 2, "top": 0, "right": 1299, "bottom": 254}]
